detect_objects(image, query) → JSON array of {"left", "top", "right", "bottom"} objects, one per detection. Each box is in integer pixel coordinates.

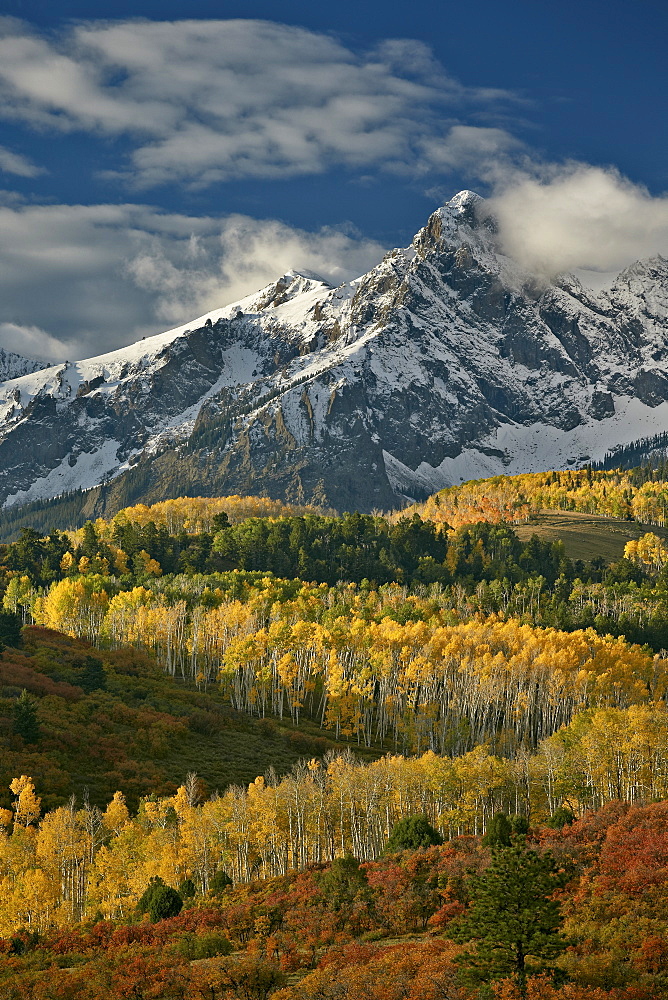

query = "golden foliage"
[
  {"left": 5, "top": 699, "right": 668, "bottom": 936},
  {"left": 403, "top": 468, "right": 668, "bottom": 530},
  {"left": 109, "top": 495, "right": 328, "bottom": 535}
]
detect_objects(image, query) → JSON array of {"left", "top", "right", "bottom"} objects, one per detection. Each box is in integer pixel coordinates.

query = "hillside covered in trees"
[
  {"left": 405, "top": 465, "right": 668, "bottom": 529},
  {"left": 3, "top": 474, "right": 668, "bottom": 996},
  {"left": 2, "top": 790, "right": 668, "bottom": 998}
]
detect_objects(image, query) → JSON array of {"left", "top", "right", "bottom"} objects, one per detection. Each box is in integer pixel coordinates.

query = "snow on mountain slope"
[
  {"left": 2, "top": 191, "right": 668, "bottom": 515},
  {"left": 0, "top": 349, "right": 46, "bottom": 382}
]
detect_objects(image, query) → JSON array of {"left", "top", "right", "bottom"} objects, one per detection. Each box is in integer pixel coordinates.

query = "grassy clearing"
[
  {"left": 159, "top": 717, "right": 380, "bottom": 800},
  {"left": 0, "top": 628, "right": 380, "bottom": 813},
  {"left": 513, "top": 509, "right": 668, "bottom": 562}
]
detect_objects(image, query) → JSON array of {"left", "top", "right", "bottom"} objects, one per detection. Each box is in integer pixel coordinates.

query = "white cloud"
[
  {"left": 0, "top": 144, "right": 44, "bottom": 177},
  {"left": 486, "top": 164, "right": 668, "bottom": 277},
  {"left": 0, "top": 201, "right": 385, "bottom": 362},
  {"left": 420, "top": 124, "right": 525, "bottom": 177},
  {"left": 128, "top": 215, "right": 386, "bottom": 322},
  {"left": 0, "top": 18, "right": 518, "bottom": 187},
  {"left": 0, "top": 322, "right": 74, "bottom": 361}
]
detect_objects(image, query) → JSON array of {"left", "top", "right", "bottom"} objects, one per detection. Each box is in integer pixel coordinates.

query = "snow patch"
[
  {"left": 382, "top": 450, "right": 442, "bottom": 500},
  {"left": 5, "top": 439, "right": 123, "bottom": 507},
  {"left": 417, "top": 396, "right": 668, "bottom": 486}
]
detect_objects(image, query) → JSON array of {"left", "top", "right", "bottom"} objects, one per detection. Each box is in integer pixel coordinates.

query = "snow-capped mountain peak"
[{"left": 2, "top": 191, "right": 668, "bottom": 515}]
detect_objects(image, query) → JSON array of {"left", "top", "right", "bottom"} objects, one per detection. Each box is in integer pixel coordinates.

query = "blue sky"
[{"left": 0, "top": 0, "right": 667, "bottom": 360}]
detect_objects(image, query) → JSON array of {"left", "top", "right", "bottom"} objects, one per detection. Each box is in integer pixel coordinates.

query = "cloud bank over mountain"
[
  {"left": 488, "top": 165, "right": 668, "bottom": 279},
  {"left": 0, "top": 201, "right": 385, "bottom": 361}
]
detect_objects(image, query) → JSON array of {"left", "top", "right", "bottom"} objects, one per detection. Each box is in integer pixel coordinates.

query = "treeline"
[
  {"left": 0, "top": 504, "right": 628, "bottom": 592},
  {"left": 1, "top": 510, "right": 449, "bottom": 587},
  {"left": 0, "top": 490, "right": 327, "bottom": 543},
  {"left": 13, "top": 570, "right": 665, "bottom": 755},
  {"left": 0, "top": 488, "right": 100, "bottom": 543},
  {"left": 112, "top": 495, "right": 332, "bottom": 533},
  {"left": 592, "top": 431, "right": 668, "bottom": 472},
  {"left": 3, "top": 699, "right": 668, "bottom": 936},
  {"left": 408, "top": 467, "right": 668, "bottom": 528}
]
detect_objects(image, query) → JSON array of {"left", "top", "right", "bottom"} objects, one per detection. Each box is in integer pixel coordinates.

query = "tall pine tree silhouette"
[
  {"left": 451, "top": 842, "right": 569, "bottom": 998},
  {"left": 12, "top": 689, "right": 39, "bottom": 744}
]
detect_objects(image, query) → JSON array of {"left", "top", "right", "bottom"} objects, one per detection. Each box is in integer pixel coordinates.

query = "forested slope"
[
  {"left": 2, "top": 478, "right": 668, "bottom": 996},
  {"left": 0, "top": 625, "right": 344, "bottom": 813},
  {"left": 405, "top": 465, "right": 668, "bottom": 529}
]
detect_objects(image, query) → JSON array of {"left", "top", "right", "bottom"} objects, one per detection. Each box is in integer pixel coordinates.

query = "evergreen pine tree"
[
  {"left": 212, "top": 511, "right": 230, "bottom": 531},
  {"left": 509, "top": 814, "right": 530, "bottom": 838},
  {"left": 12, "top": 689, "right": 39, "bottom": 744},
  {"left": 209, "top": 869, "right": 233, "bottom": 896},
  {"left": 148, "top": 884, "right": 182, "bottom": 921},
  {"left": 450, "top": 843, "right": 569, "bottom": 998},
  {"left": 481, "top": 812, "right": 512, "bottom": 847},
  {"left": 317, "top": 855, "right": 371, "bottom": 911},
  {"left": 178, "top": 878, "right": 196, "bottom": 899},
  {"left": 0, "top": 610, "right": 22, "bottom": 650},
  {"left": 383, "top": 814, "right": 443, "bottom": 853},
  {"left": 545, "top": 806, "right": 575, "bottom": 829},
  {"left": 136, "top": 876, "right": 166, "bottom": 916},
  {"left": 80, "top": 520, "right": 99, "bottom": 558},
  {"left": 78, "top": 655, "right": 107, "bottom": 693},
  {"left": 137, "top": 876, "right": 183, "bottom": 922}
]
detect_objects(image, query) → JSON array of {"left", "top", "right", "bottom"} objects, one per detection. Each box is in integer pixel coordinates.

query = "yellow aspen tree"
[
  {"left": 136, "top": 821, "right": 185, "bottom": 889},
  {"left": 1, "top": 868, "right": 58, "bottom": 935},
  {"left": 101, "top": 586, "right": 153, "bottom": 647},
  {"left": 109, "top": 544, "right": 129, "bottom": 575},
  {"left": 178, "top": 806, "right": 223, "bottom": 894},
  {"left": 134, "top": 549, "right": 162, "bottom": 576},
  {"left": 35, "top": 577, "right": 109, "bottom": 640},
  {"left": 10, "top": 776, "right": 41, "bottom": 828},
  {"left": 141, "top": 797, "right": 176, "bottom": 830},
  {"left": 3, "top": 575, "right": 36, "bottom": 623},
  {"left": 625, "top": 532, "right": 668, "bottom": 572},
  {"left": 89, "top": 823, "right": 148, "bottom": 920},
  {"left": 198, "top": 795, "right": 236, "bottom": 889},
  {"left": 102, "top": 792, "right": 130, "bottom": 836},
  {"left": 171, "top": 784, "right": 193, "bottom": 819},
  {"left": 60, "top": 551, "right": 76, "bottom": 574},
  {"left": 37, "top": 803, "right": 90, "bottom": 923}
]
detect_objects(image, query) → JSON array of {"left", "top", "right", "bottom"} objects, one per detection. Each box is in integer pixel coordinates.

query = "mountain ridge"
[
  {"left": 0, "top": 348, "right": 47, "bottom": 382},
  {"left": 2, "top": 190, "right": 668, "bottom": 515}
]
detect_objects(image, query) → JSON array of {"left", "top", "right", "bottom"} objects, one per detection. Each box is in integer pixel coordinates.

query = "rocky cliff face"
[{"left": 2, "top": 191, "right": 668, "bottom": 514}]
